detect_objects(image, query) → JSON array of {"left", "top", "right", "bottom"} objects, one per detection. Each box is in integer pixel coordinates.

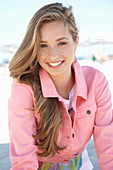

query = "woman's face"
[{"left": 38, "top": 21, "right": 78, "bottom": 79}]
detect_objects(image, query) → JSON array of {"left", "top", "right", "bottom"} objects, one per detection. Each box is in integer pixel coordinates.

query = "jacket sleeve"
[
  {"left": 93, "top": 72, "right": 113, "bottom": 170},
  {"left": 8, "top": 80, "right": 39, "bottom": 170}
]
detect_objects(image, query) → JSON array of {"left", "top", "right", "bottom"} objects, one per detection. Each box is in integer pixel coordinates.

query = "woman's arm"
[
  {"left": 93, "top": 72, "right": 113, "bottom": 170},
  {"left": 8, "top": 80, "right": 39, "bottom": 170}
]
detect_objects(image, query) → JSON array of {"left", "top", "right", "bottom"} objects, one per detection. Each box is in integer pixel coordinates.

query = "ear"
[{"left": 74, "top": 36, "right": 79, "bottom": 51}]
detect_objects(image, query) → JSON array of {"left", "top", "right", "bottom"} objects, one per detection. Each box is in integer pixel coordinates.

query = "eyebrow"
[
  {"left": 56, "top": 37, "right": 68, "bottom": 42},
  {"left": 40, "top": 37, "right": 68, "bottom": 43}
]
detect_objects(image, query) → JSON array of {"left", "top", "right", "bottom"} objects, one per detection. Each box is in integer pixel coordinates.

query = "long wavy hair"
[{"left": 9, "top": 3, "right": 79, "bottom": 157}]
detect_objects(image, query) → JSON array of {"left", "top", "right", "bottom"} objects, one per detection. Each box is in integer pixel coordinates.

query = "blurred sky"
[{"left": 0, "top": 0, "right": 113, "bottom": 50}]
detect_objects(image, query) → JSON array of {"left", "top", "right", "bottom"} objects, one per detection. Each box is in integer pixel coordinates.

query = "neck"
[{"left": 50, "top": 69, "right": 75, "bottom": 99}]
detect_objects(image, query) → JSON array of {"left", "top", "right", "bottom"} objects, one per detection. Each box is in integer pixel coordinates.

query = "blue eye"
[
  {"left": 58, "top": 42, "right": 67, "bottom": 46},
  {"left": 40, "top": 44, "right": 48, "bottom": 48}
]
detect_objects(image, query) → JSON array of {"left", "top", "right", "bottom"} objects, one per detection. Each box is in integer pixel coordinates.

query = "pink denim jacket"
[{"left": 8, "top": 61, "right": 113, "bottom": 170}]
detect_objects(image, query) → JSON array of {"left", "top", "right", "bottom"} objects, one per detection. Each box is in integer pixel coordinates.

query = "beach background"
[{"left": 0, "top": 0, "right": 113, "bottom": 169}]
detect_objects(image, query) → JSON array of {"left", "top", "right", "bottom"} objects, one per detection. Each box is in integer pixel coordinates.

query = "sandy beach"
[{"left": 0, "top": 59, "right": 113, "bottom": 169}]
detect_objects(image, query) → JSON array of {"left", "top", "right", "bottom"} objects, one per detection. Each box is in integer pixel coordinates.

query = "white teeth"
[{"left": 49, "top": 61, "right": 62, "bottom": 66}]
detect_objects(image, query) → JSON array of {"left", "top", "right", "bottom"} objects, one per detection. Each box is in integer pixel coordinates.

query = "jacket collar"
[
  {"left": 39, "top": 61, "right": 87, "bottom": 100},
  {"left": 39, "top": 67, "right": 59, "bottom": 98},
  {"left": 73, "top": 61, "right": 87, "bottom": 100}
]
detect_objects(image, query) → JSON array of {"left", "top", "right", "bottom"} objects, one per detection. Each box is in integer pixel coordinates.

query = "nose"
[{"left": 49, "top": 46, "right": 59, "bottom": 58}]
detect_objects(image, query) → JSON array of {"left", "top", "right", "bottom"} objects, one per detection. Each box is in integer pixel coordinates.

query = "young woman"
[{"left": 8, "top": 3, "right": 113, "bottom": 170}]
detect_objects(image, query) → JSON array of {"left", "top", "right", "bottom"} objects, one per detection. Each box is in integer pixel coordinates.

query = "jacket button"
[
  {"left": 75, "top": 152, "right": 78, "bottom": 156},
  {"left": 72, "top": 133, "right": 74, "bottom": 137},
  {"left": 87, "top": 110, "right": 91, "bottom": 114}
]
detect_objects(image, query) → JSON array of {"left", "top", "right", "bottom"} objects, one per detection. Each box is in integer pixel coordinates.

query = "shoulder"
[
  {"left": 81, "top": 65, "right": 108, "bottom": 93},
  {"left": 10, "top": 79, "right": 35, "bottom": 108},
  {"left": 82, "top": 65, "right": 106, "bottom": 81},
  {"left": 12, "top": 79, "right": 34, "bottom": 95}
]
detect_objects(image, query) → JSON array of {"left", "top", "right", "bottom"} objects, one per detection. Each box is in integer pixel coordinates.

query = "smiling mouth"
[{"left": 48, "top": 61, "right": 63, "bottom": 66}]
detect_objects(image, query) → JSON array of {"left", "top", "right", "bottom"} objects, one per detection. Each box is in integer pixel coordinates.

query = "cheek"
[
  {"left": 38, "top": 58, "right": 44, "bottom": 68},
  {"left": 38, "top": 55, "right": 44, "bottom": 63},
  {"left": 67, "top": 47, "right": 75, "bottom": 58},
  {"left": 38, "top": 57, "right": 41, "bottom": 64}
]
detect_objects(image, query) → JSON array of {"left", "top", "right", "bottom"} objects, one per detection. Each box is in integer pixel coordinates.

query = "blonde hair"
[{"left": 9, "top": 3, "right": 79, "bottom": 157}]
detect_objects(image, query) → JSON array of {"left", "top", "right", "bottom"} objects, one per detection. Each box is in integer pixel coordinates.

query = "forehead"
[{"left": 40, "top": 21, "right": 71, "bottom": 41}]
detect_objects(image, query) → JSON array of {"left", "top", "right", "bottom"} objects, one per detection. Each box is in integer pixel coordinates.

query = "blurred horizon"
[{"left": 0, "top": 0, "right": 113, "bottom": 65}]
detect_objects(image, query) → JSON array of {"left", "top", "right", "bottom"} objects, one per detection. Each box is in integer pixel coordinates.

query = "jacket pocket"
[{"left": 76, "top": 104, "right": 96, "bottom": 134}]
